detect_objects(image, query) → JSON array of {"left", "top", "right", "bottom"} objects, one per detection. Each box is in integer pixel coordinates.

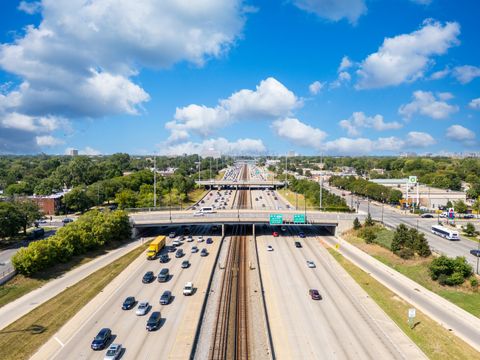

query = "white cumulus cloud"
[
  {"left": 166, "top": 77, "right": 301, "bottom": 142},
  {"left": 309, "top": 81, "right": 325, "bottom": 95},
  {"left": 291, "top": 0, "right": 367, "bottom": 24},
  {"left": 18, "top": 1, "right": 42, "bottom": 14},
  {"left": 271, "top": 118, "right": 327, "bottom": 150},
  {"left": 406, "top": 131, "right": 436, "bottom": 146},
  {"left": 446, "top": 125, "right": 476, "bottom": 143},
  {"left": 469, "top": 98, "right": 480, "bottom": 110},
  {"left": 36, "top": 135, "right": 64, "bottom": 147},
  {"left": 452, "top": 65, "right": 480, "bottom": 84},
  {"left": 399, "top": 90, "right": 458, "bottom": 119},
  {"left": 160, "top": 137, "right": 266, "bottom": 156},
  {"left": 339, "top": 112, "right": 402, "bottom": 136},
  {"left": 356, "top": 20, "right": 460, "bottom": 89}
]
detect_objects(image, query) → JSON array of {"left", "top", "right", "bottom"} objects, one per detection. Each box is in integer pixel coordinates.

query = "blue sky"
[{"left": 0, "top": 0, "right": 479, "bottom": 156}]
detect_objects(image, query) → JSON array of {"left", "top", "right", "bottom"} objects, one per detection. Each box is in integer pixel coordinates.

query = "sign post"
[
  {"left": 269, "top": 214, "right": 283, "bottom": 225},
  {"left": 408, "top": 308, "right": 416, "bottom": 329}
]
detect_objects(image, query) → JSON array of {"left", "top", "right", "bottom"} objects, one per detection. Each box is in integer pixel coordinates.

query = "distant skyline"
[{"left": 0, "top": 0, "right": 479, "bottom": 156}]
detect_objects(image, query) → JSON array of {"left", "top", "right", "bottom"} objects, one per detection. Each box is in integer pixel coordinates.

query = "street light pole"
[
  {"left": 153, "top": 154, "right": 157, "bottom": 208},
  {"left": 319, "top": 176, "right": 323, "bottom": 211}
]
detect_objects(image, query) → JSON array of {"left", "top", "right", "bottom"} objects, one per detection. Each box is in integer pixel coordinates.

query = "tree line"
[
  {"left": 288, "top": 178, "right": 350, "bottom": 211},
  {"left": 12, "top": 210, "right": 131, "bottom": 275},
  {"left": 0, "top": 200, "right": 43, "bottom": 240},
  {"left": 330, "top": 176, "right": 403, "bottom": 204}
]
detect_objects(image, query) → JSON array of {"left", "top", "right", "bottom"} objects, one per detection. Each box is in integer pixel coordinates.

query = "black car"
[
  {"left": 146, "top": 311, "right": 162, "bottom": 331},
  {"left": 142, "top": 271, "right": 155, "bottom": 283},
  {"left": 158, "top": 268, "right": 169, "bottom": 282},
  {"left": 464, "top": 214, "right": 475, "bottom": 219},
  {"left": 90, "top": 328, "right": 111, "bottom": 350},
  {"left": 181, "top": 260, "right": 190, "bottom": 268},
  {"left": 470, "top": 249, "right": 480, "bottom": 257},
  {"left": 295, "top": 241, "right": 302, "bottom": 248},
  {"left": 200, "top": 248, "right": 208, "bottom": 257},
  {"left": 160, "top": 254, "right": 170, "bottom": 263},
  {"left": 168, "top": 246, "right": 176, "bottom": 253},
  {"left": 122, "top": 296, "right": 136, "bottom": 310},
  {"left": 420, "top": 213, "right": 434, "bottom": 218},
  {"left": 160, "top": 290, "right": 172, "bottom": 305}
]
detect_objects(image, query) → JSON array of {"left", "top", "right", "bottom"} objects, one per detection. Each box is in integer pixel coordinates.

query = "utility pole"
[
  {"left": 319, "top": 176, "right": 323, "bottom": 211},
  {"left": 198, "top": 154, "right": 201, "bottom": 182},
  {"left": 476, "top": 238, "right": 479, "bottom": 275},
  {"left": 153, "top": 154, "right": 157, "bottom": 208}
]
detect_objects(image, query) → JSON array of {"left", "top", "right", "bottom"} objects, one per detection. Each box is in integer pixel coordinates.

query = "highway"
[
  {"left": 256, "top": 228, "right": 426, "bottom": 359},
  {"left": 46, "top": 228, "right": 221, "bottom": 360},
  {"left": 325, "top": 184, "right": 480, "bottom": 267}
]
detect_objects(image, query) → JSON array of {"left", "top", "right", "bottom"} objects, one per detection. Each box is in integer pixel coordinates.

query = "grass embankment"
[
  {"left": 344, "top": 228, "right": 480, "bottom": 318},
  {"left": 184, "top": 187, "right": 208, "bottom": 206},
  {"left": 277, "top": 188, "right": 313, "bottom": 208},
  {"left": 328, "top": 249, "right": 480, "bottom": 359},
  {"left": 0, "top": 242, "right": 149, "bottom": 360},
  {"left": 0, "top": 241, "right": 126, "bottom": 309}
]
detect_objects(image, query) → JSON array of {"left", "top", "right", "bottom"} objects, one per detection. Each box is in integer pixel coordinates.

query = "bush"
[
  {"left": 353, "top": 217, "right": 361, "bottom": 230},
  {"left": 397, "top": 248, "right": 414, "bottom": 259},
  {"left": 429, "top": 256, "right": 473, "bottom": 286},
  {"left": 464, "top": 222, "right": 476, "bottom": 237},
  {"left": 359, "top": 227, "right": 376, "bottom": 244},
  {"left": 12, "top": 210, "right": 131, "bottom": 276},
  {"left": 469, "top": 277, "right": 478, "bottom": 288}
]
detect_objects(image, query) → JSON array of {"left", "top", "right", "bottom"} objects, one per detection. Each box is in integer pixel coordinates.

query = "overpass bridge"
[
  {"left": 195, "top": 180, "right": 285, "bottom": 189},
  {"left": 129, "top": 209, "right": 360, "bottom": 236}
]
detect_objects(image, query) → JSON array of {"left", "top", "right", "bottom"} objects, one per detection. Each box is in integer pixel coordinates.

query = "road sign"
[
  {"left": 269, "top": 214, "right": 283, "bottom": 225},
  {"left": 293, "top": 214, "right": 306, "bottom": 224},
  {"left": 408, "top": 176, "right": 417, "bottom": 184},
  {"left": 408, "top": 308, "right": 416, "bottom": 318}
]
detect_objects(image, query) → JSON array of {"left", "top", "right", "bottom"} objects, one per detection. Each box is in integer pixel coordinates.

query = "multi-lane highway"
[{"left": 256, "top": 227, "right": 426, "bottom": 359}]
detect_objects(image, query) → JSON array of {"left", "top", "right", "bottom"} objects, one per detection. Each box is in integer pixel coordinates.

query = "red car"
[
  {"left": 309, "top": 289, "right": 322, "bottom": 300},
  {"left": 272, "top": 231, "right": 279, "bottom": 237}
]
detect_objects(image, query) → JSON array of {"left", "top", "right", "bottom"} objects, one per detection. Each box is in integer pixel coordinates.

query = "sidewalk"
[
  {"left": 0, "top": 238, "right": 144, "bottom": 331},
  {"left": 324, "top": 236, "right": 480, "bottom": 352}
]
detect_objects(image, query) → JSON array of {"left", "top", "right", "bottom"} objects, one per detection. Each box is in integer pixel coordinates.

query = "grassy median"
[
  {"left": 0, "top": 242, "right": 148, "bottom": 360},
  {"left": 328, "top": 248, "right": 479, "bottom": 359}
]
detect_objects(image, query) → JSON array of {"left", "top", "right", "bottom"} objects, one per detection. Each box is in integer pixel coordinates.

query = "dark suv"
[
  {"left": 142, "top": 271, "right": 155, "bottom": 283},
  {"left": 295, "top": 241, "right": 302, "bottom": 248},
  {"left": 159, "top": 254, "right": 170, "bottom": 263},
  {"left": 175, "top": 249, "right": 184, "bottom": 258},
  {"left": 122, "top": 296, "right": 136, "bottom": 310},
  {"left": 160, "top": 290, "right": 172, "bottom": 305},
  {"left": 146, "top": 311, "right": 162, "bottom": 331},
  {"left": 90, "top": 328, "right": 111, "bottom": 350}
]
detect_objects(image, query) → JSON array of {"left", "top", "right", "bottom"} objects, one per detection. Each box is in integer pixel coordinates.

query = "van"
[
  {"left": 158, "top": 268, "right": 169, "bottom": 282},
  {"left": 183, "top": 282, "right": 194, "bottom": 296}
]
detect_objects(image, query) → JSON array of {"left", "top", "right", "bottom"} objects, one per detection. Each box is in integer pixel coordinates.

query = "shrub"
[
  {"left": 470, "top": 277, "right": 478, "bottom": 288},
  {"left": 429, "top": 256, "right": 473, "bottom": 286},
  {"left": 464, "top": 222, "right": 476, "bottom": 237},
  {"left": 397, "top": 248, "right": 414, "bottom": 259},
  {"left": 353, "top": 217, "right": 361, "bottom": 230},
  {"left": 364, "top": 213, "right": 374, "bottom": 227},
  {"left": 359, "top": 227, "right": 376, "bottom": 244}
]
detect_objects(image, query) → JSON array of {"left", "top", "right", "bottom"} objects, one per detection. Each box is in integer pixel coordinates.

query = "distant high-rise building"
[{"left": 69, "top": 149, "right": 78, "bottom": 156}]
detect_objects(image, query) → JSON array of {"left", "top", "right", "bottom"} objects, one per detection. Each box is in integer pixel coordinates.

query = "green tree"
[
  {"left": 15, "top": 200, "right": 43, "bottom": 235},
  {"left": 360, "top": 227, "right": 376, "bottom": 244},
  {"left": 0, "top": 202, "right": 23, "bottom": 239},
  {"left": 391, "top": 223, "right": 409, "bottom": 253},
  {"left": 446, "top": 200, "right": 453, "bottom": 209},
  {"left": 464, "top": 222, "right": 476, "bottom": 237},
  {"left": 63, "top": 187, "right": 94, "bottom": 213},
  {"left": 115, "top": 189, "right": 138, "bottom": 209},
  {"left": 353, "top": 217, "right": 361, "bottom": 230},
  {"left": 364, "top": 213, "right": 374, "bottom": 227},
  {"left": 414, "top": 232, "right": 432, "bottom": 257},
  {"left": 454, "top": 200, "right": 468, "bottom": 214}
]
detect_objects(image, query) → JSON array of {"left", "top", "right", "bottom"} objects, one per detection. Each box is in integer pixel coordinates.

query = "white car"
[
  {"left": 197, "top": 236, "right": 204, "bottom": 243},
  {"left": 135, "top": 301, "right": 149, "bottom": 316},
  {"left": 172, "top": 240, "right": 181, "bottom": 247},
  {"left": 183, "top": 282, "right": 194, "bottom": 296},
  {"left": 104, "top": 344, "right": 122, "bottom": 360},
  {"left": 187, "top": 236, "right": 193, "bottom": 242},
  {"left": 307, "top": 261, "right": 316, "bottom": 268},
  {"left": 267, "top": 245, "right": 273, "bottom": 251}
]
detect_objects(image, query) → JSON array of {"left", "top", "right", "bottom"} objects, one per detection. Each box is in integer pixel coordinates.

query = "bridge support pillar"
[
  {"left": 252, "top": 224, "right": 255, "bottom": 238},
  {"left": 222, "top": 224, "right": 225, "bottom": 237},
  {"left": 131, "top": 227, "right": 140, "bottom": 239}
]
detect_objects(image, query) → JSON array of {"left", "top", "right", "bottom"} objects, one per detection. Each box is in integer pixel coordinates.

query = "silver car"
[
  {"left": 307, "top": 261, "right": 316, "bottom": 268},
  {"left": 104, "top": 344, "right": 122, "bottom": 360},
  {"left": 136, "top": 301, "right": 149, "bottom": 316},
  {"left": 191, "top": 246, "right": 199, "bottom": 253}
]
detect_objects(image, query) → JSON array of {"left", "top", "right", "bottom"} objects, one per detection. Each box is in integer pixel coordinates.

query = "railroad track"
[{"left": 210, "top": 165, "right": 250, "bottom": 360}]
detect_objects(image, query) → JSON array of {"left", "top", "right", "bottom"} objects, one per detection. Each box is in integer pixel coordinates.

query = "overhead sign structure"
[
  {"left": 408, "top": 176, "right": 417, "bottom": 184},
  {"left": 269, "top": 214, "right": 283, "bottom": 225},
  {"left": 293, "top": 214, "right": 306, "bottom": 224}
]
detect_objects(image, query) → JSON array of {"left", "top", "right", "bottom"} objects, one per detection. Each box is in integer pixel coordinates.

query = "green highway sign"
[
  {"left": 269, "top": 214, "right": 283, "bottom": 225},
  {"left": 293, "top": 214, "right": 306, "bottom": 224}
]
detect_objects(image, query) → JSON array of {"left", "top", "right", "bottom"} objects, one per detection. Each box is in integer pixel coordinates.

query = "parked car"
[
  {"left": 267, "top": 245, "right": 273, "bottom": 251},
  {"left": 157, "top": 268, "right": 169, "bottom": 282},
  {"left": 295, "top": 241, "right": 302, "bottom": 248},
  {"left": 298, "top": 232, "right": 306, "bottom": 238},
  {"left": 191, "top": 246, "right": 199, "bottom": 253},
  {"left": 91, "top": 328, "right": 111, "bottom": 350},
  {"left": 470, "top": 249, "right": 480, "bottom": 257},
  {"left": 183, "top": 282, "right": 194, "bottom": 295},
  {"left": 175, "top": 249, "right": 184, "bottom": 258},
  {"left": 122, "top": 296, "right": 136, "bottom": 310},
  {"left": 272, "top": 231, "right": 279, "bottom": 237},
  {"left": 136, "top": 302, "right": 150, "bottom": 316},
  {"left": 200, "top": 248, "right": 208, "bottom": 257},
  {"left": 181, "top": 260, "right": 190, "bottom": 268},
  {"left": 307, "top": 261, "right": 316, "bottom": 268},
  {"left": 309, "top": 289, "right": 322, "bottom": 300},
  {"left": 159, "top": 254, "right": 170, "bottom": 263},
  {"left": 142, "top": 271, "right": 155, "bottom": 283},
  {"left": 160, "top": 290, "right": 172, "bottom": 305},
  {"left": 420, "top": 213, "right": 434, "bottom": 218},
  {"left": 146, "top": 311, "right": 162, "bottom": 331},
  {"left": 104, "top": 344, "right": 122, "bottom": 360},
  {"left": 206, "top": 237, "right": 213, "bottom": 244}
]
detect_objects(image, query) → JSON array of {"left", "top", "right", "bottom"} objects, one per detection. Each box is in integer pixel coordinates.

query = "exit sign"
[
  {"left": 269, "top": 214, "right": 283, "bottom": 225},
  {"left": 293, "top": 214, "right": 306, "bottom": 224}
]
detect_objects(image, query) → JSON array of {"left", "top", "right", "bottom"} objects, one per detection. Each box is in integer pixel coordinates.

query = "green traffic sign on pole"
[
  {"left": 293, "top": 214, "right": 306, "bottom": 224},
  {"left": 269, "top": 214, "right": 283, "bottom": 225}
]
